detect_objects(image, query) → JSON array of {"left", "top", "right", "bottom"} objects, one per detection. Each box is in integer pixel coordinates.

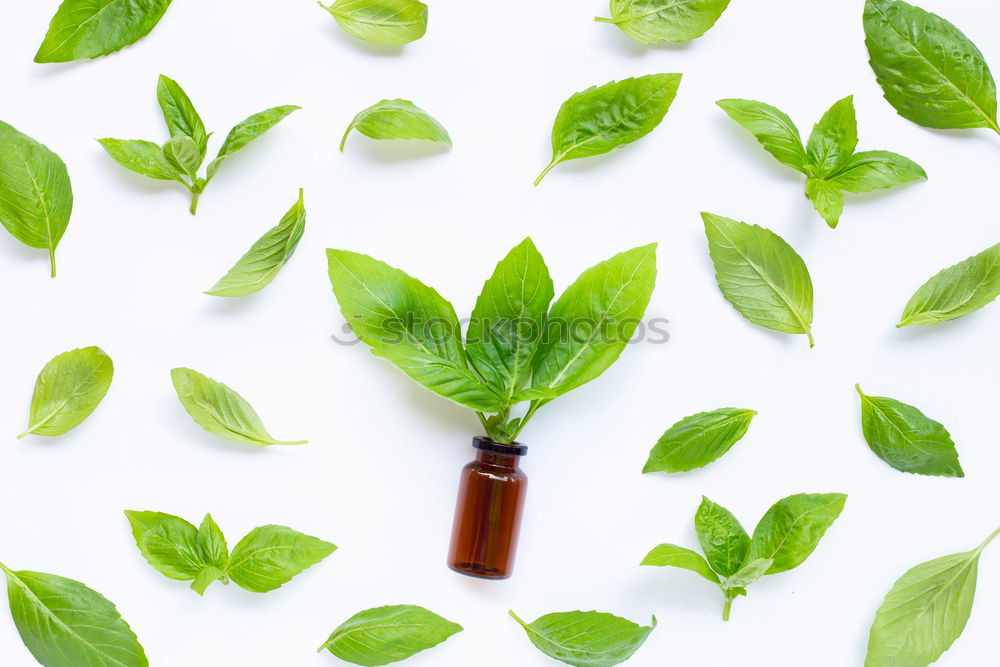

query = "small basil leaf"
[
  {"left": 864, "top": 0, "right": 999, "bottom": 133},
  {"left": 162, "top": 135, "right": 203, "bottom": 179},
  {"left": 170, "top": 367, "right": 308, "bottom": 447},
  {"left": 856, "top": 385, "right": 963, "bottom": 477},
  {"left": 695, "top": 497, "right": 751, "bottom": 578},
  {"left": 529, "top": 244, "right": 657, "bottom": 399},
  {"left": 805, "top": 178, "right": 845, "bottom": 229},
  {"left": 98, "top": 138, "right": 185, "bottom": 182},
  {"left": 466, "top": 238, "right": 554, "bottom": 402},
  {"left": 595, "top": 0, "right": 731, "bottom": 44},
  {"left": 206, "top": 189, "right": 306, "bottom": 297},
  {"left": 206, "top": 105, "right": 300, "bottom": 182},
  {"left": 19, "top": 347, "right": 114, "bottom": 439},
  {"left": 805, "top": 96, "right": 858, "bottom": 177},
  {"left": 716, "top": 99, "right": 806, "bottom": 172},
  {"left": 0, "top": 120, "right": 73, "bottom": 277},
  {"left": 748, "top": 493, "right": 846, "bottom": 574},
  {"left": 643, "top": 407, "right": 756, "bottom": 473},
  {"left": 703, "top": 213, "right": 814, "bottom": 346},
  {"left": 340, "top": 99, "right": 451, "bottom": 151},
  {"left": 227, "top": 525, "right": 336, "bottom": 593},
  {"left": 197, "top": 514, "right": 229, "bottom": 572},
  {"left": 640, "top": 544, "right": 720, "bottom": 584},
  {"left": 898, "top": 242, "right": 1000, "bottom": 327},
  {"left": 509, "top": 610, "right": 656, "bottom": 667},
  {"left": 537, "top": 74, "right": 680, "bottom": 185},
  {"left": 1, "top": 565, "right": 148, "bottom": 667},
  {"left": 124, "top": 510, "right": 207, "bottom": 581},
  {"left": 828, "top": 150, "right": 926, "bottom": 193},
  {"left": 35, "top": 0, "right": 172, "bottom": 63},
  {"left": 156, "top": 75, "right": 209, "bottom": 155},
  {"left": 720, "top": 558, "right": 772, "bottom": 590},
  {"left": 319, "top": 0, "right": 428, "bottom": 45},
  {"left": 318, "top": 605, "right": 462, "bottom": 666}
]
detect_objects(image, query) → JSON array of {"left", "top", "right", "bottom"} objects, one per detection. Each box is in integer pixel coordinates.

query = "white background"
[{"left": 1, "top": 0, "right": 999, "bottom": 665}]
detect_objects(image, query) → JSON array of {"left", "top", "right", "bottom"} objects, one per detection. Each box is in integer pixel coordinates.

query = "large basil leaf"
[
  {"left": 466, "top": 238, "right": 554, "bottom": 402},
  {"left": 695, "top": 497, "right": 750, "bottom": 578},
  {"left": 170, "top": 367, "right": 307, "bottom": 447},
  {"left": 227, "top": 525, "right": 336, "bottom": 593},
  {"left": 805, "top": 96, "right": 858, "bottom": 177},
  {"left": 326, "top": 249, "right": 503, "bottom": 411},
  {"left": 124, "top": 510, "right": 227, "bottom": 594},
  {"left": 98, "top": 138, "right": 184, "bottom": 182},
  {"left": 536, "top": 74, "right": 681, "bottom": 185},
  {"left": 0, "top": 121, "right": 73, "bottom": 277},
  {"left": 527, "top": 244, "right": 657, "bottom": 399},
  {"left": 509, "top": 610, "right": 656, "bottom": 667},
  {"left": 856, "top": 385, "right": 962, "bottom": 477},
  {"left": 318, "top": 605, "right": 462, "bottom": 666},
  {"left": 643, "top": 407, "right": 755, "bottom": 473},
  {"left": 828, "top": 150, "right": 926, "bottom": 193},
  {"left": 2, "top": 565, "right": 148, "bottom": 667},
  {"left": 748, "top": 493, "right": 846, "bottom": 574},
  {"left": 596, "top": 0, "right": 731, "bottom": 44},
  {"left": 206, "top": 106, "right": 301, "bottom": 182},
  {"left": 716, "top": 99, "right": 806, "bottom": 171},
  {"left": 898, "top": 242, "right": 1000, "bottom": 327},
  {"left": 703, "top": 213, "right": 814, "bottom": 346},
  {"left": 319, "top": 0, "right": 428, "bottom": 45},
  {"left": 340, "top": 99, "right": 451, "bottom": 151},
  {"left": 640, "top": 543, "right": 720, "bottom": 583},
  {"left": 19, "top": 347, "right": 114, "bottom": 439},
  {"left": 864, "top": 0, "right": 999, "bottom": 133},
  {"left": 35, "top": 0, "right": 172, "bottom": 63},
  {"left": 206, "top": 189, "right": 306, "bottom": 297},
  {"left": 156, "top": 75, "right": 208, "bottom": 156}
]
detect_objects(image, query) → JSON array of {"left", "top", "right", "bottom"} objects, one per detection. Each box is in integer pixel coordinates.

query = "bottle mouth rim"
[{"left": 473, "top": 436, "right": 527, "bottom": 456}]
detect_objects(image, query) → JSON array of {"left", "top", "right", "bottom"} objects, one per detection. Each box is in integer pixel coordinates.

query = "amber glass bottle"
[{"left": 447, "top": 437, "right": 528, "bottom": 579}]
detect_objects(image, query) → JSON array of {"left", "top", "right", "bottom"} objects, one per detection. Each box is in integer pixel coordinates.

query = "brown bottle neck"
[{"left": 475, "top": 450, "right": 522, "bottom": 470}]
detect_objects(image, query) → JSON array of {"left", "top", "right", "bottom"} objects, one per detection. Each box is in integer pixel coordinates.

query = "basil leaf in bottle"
[
  {"left": 509, "top": 610, "right": 656, "bottom": 667},
  {"left": 318, "top": 605, "right": 462, "bottom": 666},
  {"left": 35, "top": 0, "right": 173, "bottom": 63},
  {"left": 318, "top": 0, "right": 428, "bottom": 45},
  {"left": 19, "top": 347, "right": 114, "bottom": 439},
  {"left": 340, "top": 99, "right": 451, "bottom": 151}
]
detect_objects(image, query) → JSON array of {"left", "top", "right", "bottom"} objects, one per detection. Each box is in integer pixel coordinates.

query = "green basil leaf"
[
  {"left": 466, "top": 238, "right": 554, "bottom": 402},
  {"left": 703, "top": 213, "right": 814, "bottom": 346},
  {"left": 162, "top": 135, "right": 203, "bottom": 179},
  {"left": 156, "top": 75, "right": 208, "bottom": 155},
  {"left": 0, "top": 120, "right": 73, "bottom": 277},
  {"left": 828, "top": 150, "right": 926, "bottom": 193},
  {"left": 510, "top": 610, "right": 655, "bottom": 667},
  {"left": 206, "top": 105, "right": 300, "bottom": 182},
  {"left": 19, "top": 347, "right": 114, "bottom": 439},
  {"left": 98, "top": 138, "right": 184, "bottom": 182},
  {"left": 318, "top": 605, "right": 462, "bottom": 666},
  {"left": 537, "top": 74, "right": 681, "bottom": 185},
  {"left": 197, "top": 514, "right": 229, "bottom": 572},
  {"left": 720, "top": 558, "right": 772, "bottom": 590},
  {"left": 864, "top": 0, "right": 999, "bottom": 133},
  {"left": 898, "top": 242, "right": 1000, "bottom": 327},
  {"left": 856, "top": 385, "right": 963, "bottom": 477},
  {"left": 1, "top": 565, "right": 148, "bottom": 667},
  {"left": 170, "top": 367, "right": 307, "bottom": 447},
  {"left": 35, "top": 0, "right": 172, "bottom": 63},
  {"left": 805, "top": 96, "right": 858, "bottom": 177},
  {"left": 748, "top": 493, "right": 846, "bottom": 574},
  {"left": 716, "top": 99, "right": 806, "bottom": 172},
  {"left": 226, "top": 525, "right": 336, "bottom": 593},
  {"left": 528, "top": 244, "right": 657, "bottom": 399},
  {"left": 640, "top": 544, "right": 720, "bottom": 584},
  {"left": 326, "top": 249, "right": 503, "bottom": 412},
  {"left": 866, "top": 548, "right": 983, "bottom": 667},
  {"left": 643, "top": 407, "right": 756, "bottom": 473},
  {"left": 805, "top": 178, "right": 845, "bottom": 229},
  {"left": 319, "top": 0, "right": 428, "bottom": 45},
  {"left": 595, "top": 0, "right": 731, "bottom": 44},
  {"left": 340, "top": 99, "right": 451, "bottom": 151},
  {"left": 124, "top": 511, "right": 209, "bottom": 581},
  {"left": 695, "top": 497, "right": 751, "bottom": 577},
  {"left": 206, "top": 189, "right": 306, "bottom": 297}
]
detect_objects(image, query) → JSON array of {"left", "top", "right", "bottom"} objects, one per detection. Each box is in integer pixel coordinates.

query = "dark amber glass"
[{"left": 447, "top": 437, "right": 528, "bottom": 579}]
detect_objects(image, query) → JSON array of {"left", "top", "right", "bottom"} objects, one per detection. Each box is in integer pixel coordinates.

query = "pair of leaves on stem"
[
  {"left": 100, "top": 75, "right": 299, "bottom": 214},
  {"left": 718, "top": 96, "right": 926, "bottom": 228},
  {"left": 864, "top": 0, "right": 1000, "bottom": 135},
  {"left": 0, "top": 121, "right": 72, "bottom": 277},
  {"left": 171, "top": 368, "right": 307, "bottom": 447},
  {"left": 643, "top": 494, "right": 846, "bottom": 620},
  {"left": 319, "top": 0, "right": 428, "bottom": 46},
  {"left": 125, "top": 511, "right": 335, "bottom": 595},
  {"left": 898, "top": 242, "right": 1000, "bottom": 328},
  {"left": 18, "top": 347, "right": 113, "bottom": 440},
  {"left": 703, "top": 213, "right": 815, "bottom": 347},
  {"left": 35, "top": 0, "right": 172, "bottom": 63},
  {"left": 319, "top": 605, "right": 461, "bottom": 665},
  {"left": 326, "top": 238, "right": 657, "bottom": 444},
  {"left": 341, "top": 99, "right": 451, "bottom": 152},
  {"left": 1, "top": 563, "right": 148, "bottom": 667},
  {"left": 866, "top": 527, "right": 1000, "bottom": 667},
  {"left": 644, "top": 407, "right": 756, "bottom": 473},
  {"left": 596, "top": 0, "right": 731, "bottom": 45},
  {"left": 536, "top": 73, "right": 682, "bottom": 185},
  {"left": 510, "top": 610, "right": 656, "bottom": 667}
]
